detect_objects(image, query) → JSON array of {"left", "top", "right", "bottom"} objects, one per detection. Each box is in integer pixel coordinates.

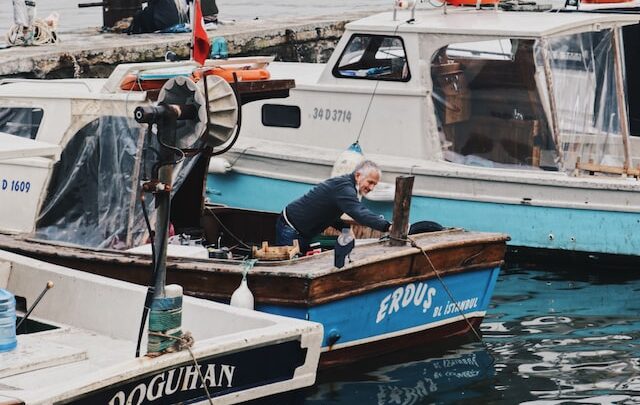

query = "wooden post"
[{"left": 389, "top": 176, "right": 414, "bottom": 246}]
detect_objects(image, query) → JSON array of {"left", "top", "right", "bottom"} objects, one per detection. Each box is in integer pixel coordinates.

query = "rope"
[
  {"left": 392, "top": 234, "right": 496, "bottom": 364},
  {"left": 204, "top": 206, "right": 252, "bottom": 250},
  {"left": 147, "top": 331, "right": 214, "bottom": 404},
  {"left": 6, "top": 19, "right": 58, "bottom": 46}
]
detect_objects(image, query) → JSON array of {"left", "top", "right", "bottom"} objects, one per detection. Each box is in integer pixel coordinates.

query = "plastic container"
[
  {"left": 0, "top": 288, "right": 17, "bottom": 352},
  {"left": 211, "top": 37, "right": 228, "bottom": 59},
  {"left": 334, "top": 228, "right": 355, "bottom": 268}
]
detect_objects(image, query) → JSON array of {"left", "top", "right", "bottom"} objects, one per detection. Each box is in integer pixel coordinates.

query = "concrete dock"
[{"left": 0, "top": 10, "right": 381, "bottom": 79}]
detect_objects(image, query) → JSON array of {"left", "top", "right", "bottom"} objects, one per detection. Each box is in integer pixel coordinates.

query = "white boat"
[
  {"left": 203, "top": 8, "right": 640, "bottom": 265},
  {"left": 0, "top": 249, "right": 322, "bottom": 405}
]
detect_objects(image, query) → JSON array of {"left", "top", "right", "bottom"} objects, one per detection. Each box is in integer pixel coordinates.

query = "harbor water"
[{"left": 304, "top": 264, "right": 640, "bottom": 404}]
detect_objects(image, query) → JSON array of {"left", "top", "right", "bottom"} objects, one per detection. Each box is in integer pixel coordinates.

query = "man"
[{"left": 276, "top": 160, "right": 391, "bottom": 252}]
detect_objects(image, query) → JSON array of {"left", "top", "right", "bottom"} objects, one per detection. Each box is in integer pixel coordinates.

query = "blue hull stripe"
[
  {"left": 258, "top": 267, "right": 501, "bottom": 349},
  {"left": 207, "top": 173, "right": 640, "bottom": 255}
]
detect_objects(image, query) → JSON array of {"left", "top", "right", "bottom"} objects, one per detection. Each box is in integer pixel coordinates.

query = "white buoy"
[
  {"left": 230, "top": 259, "right": 256, "bottom": 310},
  {"left": 330, "top": 142, "right": 365, "bottom": 178},
  {"left": 208, "top": 157, "right": 231, "bottom": 174},
  {"left": 230, "top": 277, "right": 254, "bottom": 309}
]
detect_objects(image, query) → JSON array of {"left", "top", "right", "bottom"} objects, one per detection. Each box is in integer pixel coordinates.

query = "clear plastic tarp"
[
  {"left": 432, "top": 28, "right": 628, "bottom": 174},
  {"left": 35, "top": 112, "right": 196, "bottom": 249},
  {"left": 536, "top": 29, "right": 626, "bottom": 172}
]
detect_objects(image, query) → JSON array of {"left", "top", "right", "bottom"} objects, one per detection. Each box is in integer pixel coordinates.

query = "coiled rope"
[
  {"left": 147, "top": 331, "right": 214, "bottom": 404},
  {"left": 6, "top": 18, "right": 58, "bottom": 46}
]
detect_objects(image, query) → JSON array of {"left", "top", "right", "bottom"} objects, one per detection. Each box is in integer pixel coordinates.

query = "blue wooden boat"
[{"left": 0, "top": 207, "right": 508, "bottom": 368}]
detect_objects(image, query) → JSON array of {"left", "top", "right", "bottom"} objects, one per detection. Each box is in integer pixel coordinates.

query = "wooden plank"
[
  {"left": 390, "top": 176, "right": 414, "bottom": 246},
  {"left": 576, "top": 161, "right": 640, "bottom": 177}
]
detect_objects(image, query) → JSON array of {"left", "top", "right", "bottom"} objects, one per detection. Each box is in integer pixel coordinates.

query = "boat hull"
[
  {"left": 260, "top": 267, "right": 499, "bottom": 368},
  {"left": 206, "top": 171, "right": 640, "bottom": 262}
]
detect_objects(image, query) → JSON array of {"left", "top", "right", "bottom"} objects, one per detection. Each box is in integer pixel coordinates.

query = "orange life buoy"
[{"left": 195, "top": 67, "right": 271, "bottom": 82}]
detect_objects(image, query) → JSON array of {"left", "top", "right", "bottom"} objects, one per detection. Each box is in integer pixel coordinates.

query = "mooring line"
[{"left": 390, "top": 234, "right": 496, "bottom": 364}]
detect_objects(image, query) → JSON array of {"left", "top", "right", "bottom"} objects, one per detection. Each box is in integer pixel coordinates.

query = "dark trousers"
[{"left": 275, "top": 214, "right": 310, "bottom": 253}]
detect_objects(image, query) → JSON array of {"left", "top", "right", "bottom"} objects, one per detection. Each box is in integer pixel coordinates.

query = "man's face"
[{"left": 355, "top": 170, "right": 380, "bottom": 196}]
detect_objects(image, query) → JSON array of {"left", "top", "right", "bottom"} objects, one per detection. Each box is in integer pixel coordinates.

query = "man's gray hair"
[{"left": 354, "top": 160, "right": 381, "bottom": 177}]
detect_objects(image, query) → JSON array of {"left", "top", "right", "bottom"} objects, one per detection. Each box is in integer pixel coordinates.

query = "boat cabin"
[
  {"left": 0, "top": 58, "right": 295, "bottom": 253},
  {"left": 241, "top": 9, "right": 640, "bottom": 177}
]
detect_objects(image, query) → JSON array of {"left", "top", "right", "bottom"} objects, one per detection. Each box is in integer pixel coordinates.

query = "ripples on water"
[{"left": 306, "top": 265, "right": 640, "bottom": 404}]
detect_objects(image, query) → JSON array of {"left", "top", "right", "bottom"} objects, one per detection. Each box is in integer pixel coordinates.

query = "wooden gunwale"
[{"left": 0, "top": 230, "right": 507, "bottom": 306}]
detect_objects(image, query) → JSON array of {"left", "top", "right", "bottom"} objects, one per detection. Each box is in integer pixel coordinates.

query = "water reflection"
[
  {"left": 306, "top": 265, "right": 640, "bottom": 403},
  {"left": 306, "top": 347, "right": 495, "bottom": 404}
]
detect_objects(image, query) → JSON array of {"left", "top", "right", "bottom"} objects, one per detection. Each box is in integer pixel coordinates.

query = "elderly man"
[{"left": 276, "top": 160, "right": 391, "bottom": 253}]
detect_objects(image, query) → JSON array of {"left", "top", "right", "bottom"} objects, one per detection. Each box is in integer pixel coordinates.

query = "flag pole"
[{"left": 190, "top": 0, "right": 195, "bottom": 61}]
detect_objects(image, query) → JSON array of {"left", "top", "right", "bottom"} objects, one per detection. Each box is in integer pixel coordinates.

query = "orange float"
[
  {"left": 120, "top": 66, "right": 271, "bottom": 92},
  {"left": 194, "top": 67, "right": 271, "bottom": 82}
]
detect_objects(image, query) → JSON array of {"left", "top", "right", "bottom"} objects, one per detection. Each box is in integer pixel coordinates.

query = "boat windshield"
[
  {"left": 432, "top": 28, "right": 629, "bottom": 174},
  {"left": 333, "top": 34, "right": 410, "bottom": 81}
]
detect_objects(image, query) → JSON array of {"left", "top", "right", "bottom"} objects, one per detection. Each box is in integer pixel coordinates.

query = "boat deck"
[{"left": 1, "top": 326, "right": 131, "bottom": 390}]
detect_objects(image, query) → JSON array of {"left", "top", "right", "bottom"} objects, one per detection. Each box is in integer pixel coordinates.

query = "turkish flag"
[{"left": 192, "top": 0, "right": 210, "bottom": 66}]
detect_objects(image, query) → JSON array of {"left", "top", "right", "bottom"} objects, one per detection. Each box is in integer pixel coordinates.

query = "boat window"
[
  {"left": 446, "top": 39, "right": 515, "bottom": 61},
  {"left": 432, "top": 38, "right": 557, "bottom": 171},
  {"left": 262, "top": 104, "right": 301, "bottom": 128},
  {"left": 433, "top": 30, "right": 629, "bottom": 175},
  {"left": 0, "top": 107, "right": 43, "bottom": 139},
  {"left": 333, "top": 34, "right": 410, "bottom": 81},
  {"left": 538, "top": 29, "right": 629, "bottom": 174}
]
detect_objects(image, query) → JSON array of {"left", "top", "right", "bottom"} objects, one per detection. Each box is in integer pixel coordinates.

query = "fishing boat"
[
  {"left": 202, "top": 7, "right": 640, "bottom": 267},
  {"left": 0, "top": 249, "right": 322, "bottom": 405},
  {"left": 0, "top": 56, "right": 508, "bottom": 367}
]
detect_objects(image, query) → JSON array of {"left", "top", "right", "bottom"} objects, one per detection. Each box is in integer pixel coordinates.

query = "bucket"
[{"left": 0, "top": 288, "right": 17, "bottom": 352}]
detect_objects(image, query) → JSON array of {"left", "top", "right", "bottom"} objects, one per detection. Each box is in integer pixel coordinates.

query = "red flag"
[{"left": 192, "top": 0, "right": 210, "bottom": 66}]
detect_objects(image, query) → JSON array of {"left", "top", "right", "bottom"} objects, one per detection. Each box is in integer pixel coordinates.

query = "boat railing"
[{"left": 0, "top": 78, "right": 94, "bottom": 93}]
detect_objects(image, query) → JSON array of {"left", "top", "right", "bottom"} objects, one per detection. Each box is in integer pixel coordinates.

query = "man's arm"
[{"left": 335, "top": 186, "right": 391, "bottom": 232}]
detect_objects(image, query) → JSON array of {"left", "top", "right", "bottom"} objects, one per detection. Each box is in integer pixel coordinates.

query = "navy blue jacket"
[{"left": 284, "top": 173, "right": 391, "bottom": 238}]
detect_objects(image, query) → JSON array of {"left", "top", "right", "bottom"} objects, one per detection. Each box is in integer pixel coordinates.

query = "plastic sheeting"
[
  {"left": 536, "top": 29, "right": 626, "bottom": 172},
  {"left": 35, "top": 114, "right": 197, "bottom": 249},
  {"left": 432, "top": 27, "right": 628, "bottom": 174}
]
